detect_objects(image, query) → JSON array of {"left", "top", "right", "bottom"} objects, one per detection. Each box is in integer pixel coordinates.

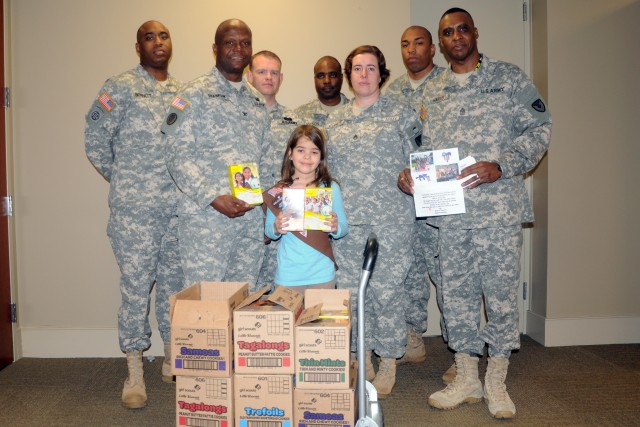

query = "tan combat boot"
[
  {"left": 396, "top": 325, "right": 427, "bottom": 365},
  {"left": 122, "top": 351, "right": 147, "bottom": 409},
  {"left": 351, "top": 350, "right": 376, "bottom": 381},
  {"left": 442, "top": 362, "right": 457, "bottom": 385},
  {"left": 372, "top": 358, "right": 396, "bottom": 398},
  {"left": 365, "top": 350, "right": 376, "bottom": 381},
  {"left": 162, "top": 342, "right": 174, "bottom": 383},
  {"left": 428, "top": 352, "right": 483, "bottom": 410},
  {"left": 484, "top": 356, "right": 516, "bottom": 419}
]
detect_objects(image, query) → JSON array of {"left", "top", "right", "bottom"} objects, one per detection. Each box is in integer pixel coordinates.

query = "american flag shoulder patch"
[
  {"left": 98, "top": 92, "right": 116, "bottom": 112},
  {"left": 171, "top": 96, "right": 189, "bottom": 111}
]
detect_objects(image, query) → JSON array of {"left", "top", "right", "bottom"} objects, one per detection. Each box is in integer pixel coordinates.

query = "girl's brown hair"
[{"left": 280, "top": 124, "right": 333, "bottom": 187}]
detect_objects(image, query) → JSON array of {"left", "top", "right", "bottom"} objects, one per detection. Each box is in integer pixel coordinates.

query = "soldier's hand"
[
  {"left": 458, "top": 161, "right": 502, "bottom": 189},
  {"left": 398, "top": 168, "right": 414, "bottom": 194},
  {"left": 211, "top": 195, "right": 254, "bottom": 218}
]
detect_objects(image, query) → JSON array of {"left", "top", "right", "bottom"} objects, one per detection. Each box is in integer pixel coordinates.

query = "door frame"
[{"left": 0, "top": 0, "right": 14, "bottom": 370}]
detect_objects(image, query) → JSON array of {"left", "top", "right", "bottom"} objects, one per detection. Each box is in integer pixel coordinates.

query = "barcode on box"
[
  {"left": 247, "top": 422, "right": 282, "bottom": 427},
  {"left": 183, "top": 360, "right": 220, "bottom": 371},
  {"left": 302, "top": 373, "right": 342, "bottom": 383},
  {"left": 181, "top": 416, "right": 219, "bottom": 427},
  {"left": 246, "top": 357, "right": 282, "bottom": 368}
]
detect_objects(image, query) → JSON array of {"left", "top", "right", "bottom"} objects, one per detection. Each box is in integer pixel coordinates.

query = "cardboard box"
[
  {"left": 294, "top": 363, "right": 357, "bottom": 427},
  {"left": 170, "top": 281, "right": 249, "bottom": 377},
  {"left": 233, "top": 285, "right": 304, "bottom": 374},
  {"left": 234, "top": 374, "right": 294, "bottom": 427},
  {"left": 176, "top": 375, "right": 233, "bottom": 427},
  {"left": 295, "top": 289, "right": 351, "bottom": 389}
]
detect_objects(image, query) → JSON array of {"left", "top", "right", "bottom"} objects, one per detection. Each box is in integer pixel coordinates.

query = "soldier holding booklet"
[{"left": 263, "top": 125, "right": 348, "bottom": 292}]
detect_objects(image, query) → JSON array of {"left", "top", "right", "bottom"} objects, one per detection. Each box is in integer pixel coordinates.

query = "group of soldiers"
[{"left": 85, "top": 7, "right": 551, "bottom": 421}]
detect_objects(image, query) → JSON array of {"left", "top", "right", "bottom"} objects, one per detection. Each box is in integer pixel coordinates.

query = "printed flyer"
[{"left": 410, "top": 148, "right": 475, "bottom": 217}]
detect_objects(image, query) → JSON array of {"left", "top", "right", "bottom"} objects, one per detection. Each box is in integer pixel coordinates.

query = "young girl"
[{"left": 263, "top": 125, "right": 348, "bottom": 292}]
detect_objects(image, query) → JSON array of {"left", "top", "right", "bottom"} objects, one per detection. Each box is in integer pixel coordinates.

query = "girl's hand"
[
  {"left": 275, "top": 212, "right": 290, "bottom": 235},
  {"left": 325, "top": 212, "right": 338, "bottom": 233}
]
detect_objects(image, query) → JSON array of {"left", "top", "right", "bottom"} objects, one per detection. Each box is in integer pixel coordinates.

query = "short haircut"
[
  {"left": 250, "top": 50, "right": 282, "bottom": 70},
  {"left": 343, "top": 45, "right": 390, "bottom": 89},
  {"left": 440, "top": 7, "right": 475, "bottom": 25}
]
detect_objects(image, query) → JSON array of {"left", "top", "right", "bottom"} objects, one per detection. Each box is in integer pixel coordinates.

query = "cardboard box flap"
[
  {"left": 171, "top": 299, "right": 231, "bottom": 327},
  {"left": 170, "top": 281, "right": 249, "bottom": 321},
  {"left": 169, "top": 282, "right": 203, "bottom": 321},
  {"left": 200, "top": 281, "right": 248, "bottom": 301},
  {"left": 304, "top": 289, "right": 351, "bottom": 311},
  {"left": 295, "top": 303, "right": 323, "bottom": 326},
  {"left": 266, "top": 285, "right": 303, "bottom": 310},
  {"left": 236, "top": 285, "right": 271, "bottom": 310}
]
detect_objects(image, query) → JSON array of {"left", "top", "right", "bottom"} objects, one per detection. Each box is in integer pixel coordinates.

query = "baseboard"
[
  {"left": 19, "top": 327, "right": 165, "bottom": 358},
  {"left": 526, "top": 311, "right": 640, "bottom": 346}
]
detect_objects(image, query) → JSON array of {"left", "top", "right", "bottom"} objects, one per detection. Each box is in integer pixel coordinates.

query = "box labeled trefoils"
[
  {"left": 234, "top": 373, "right": 294, "bottom": 427},
  {"left": 170, "top": 281, "right": 249, "bottom": 377}
]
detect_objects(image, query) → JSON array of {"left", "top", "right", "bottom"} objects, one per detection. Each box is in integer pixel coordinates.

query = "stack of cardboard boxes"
[
  {"left": 170, "top": 281, "right": 248, "bottom": 427},
  {"left": 170, "top": 283, "right": 355, "bottom": 427},
  {"left": 293, "top": 289, "right": 356, "bottom": 427}
]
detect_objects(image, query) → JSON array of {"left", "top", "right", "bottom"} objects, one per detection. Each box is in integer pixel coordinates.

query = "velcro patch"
[
  {"left": 517, "top": 85, "right": 550, "bottom": 119},
  {"left": 170, "top": 96, "right": 189, "bottom": 111},
  {"left": 98, "top": 92, "right": 115, "bottom": 112},
  {"left": 161, "top": 107, "right": 185, "bottom": 136},
  {"left": 531, "top": 99, "right": 546, "bottom": 112},
  {"left": 89, "top": 108, "right": 102, "bottom": 122}
]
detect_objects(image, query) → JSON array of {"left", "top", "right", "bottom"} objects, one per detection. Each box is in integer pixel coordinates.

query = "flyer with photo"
[{"left": 410, "top": 148, "right": 475, "bottom": 217}]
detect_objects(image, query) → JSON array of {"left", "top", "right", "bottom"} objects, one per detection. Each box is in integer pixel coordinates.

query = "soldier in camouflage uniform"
[
  {"left": 162, "top": 19, "right": 269, "bottom": 288},
  {"left": 84, "top": 21, "right": 183, "bottom": 409},
  {"left": 294, "top": 56, "right": 350, "bottom": 128},
  {"left": 325, "top": 45, "right": 421, "bottom": 398},
  {"left": 245, "top": 50, "right": 300, "bottom": 287},
  {"left": 399, "top": 8, "right": 551, "bottom": 419},
  {"left": 385, "top": 25, "right": 448, "bottom": 370}
]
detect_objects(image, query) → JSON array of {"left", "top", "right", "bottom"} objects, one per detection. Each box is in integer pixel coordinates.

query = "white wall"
[
  {"left": 8, "top": 0, "right": 410, "bottom": 357},
  {"left": 526, "top": 0, "right": 640, "bottom": 346}
]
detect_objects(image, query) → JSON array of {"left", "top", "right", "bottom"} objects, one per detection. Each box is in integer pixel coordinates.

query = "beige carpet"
[{"left": 0, "top": 335, "right": 638, "bottom": 426}]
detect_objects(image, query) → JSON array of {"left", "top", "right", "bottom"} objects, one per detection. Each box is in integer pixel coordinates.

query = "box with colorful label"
[
  {"left": 229, "top": 162, "right": 263, "bottom": 205},
  {"left": 303, "top": 186, "right": 333, "bottom": 231},
  {"left": 233, "top": 285, "right": 304, "bottom": 374},
  {"left": 176, "top": 375, "right": 233, "bottom": 427},
  {"left": 170, "top": 281, "right": 249, "bottom": 377},
  {"left": 295, "top": 289, "right": 351, "bottom": 389},
  {"left": 281, "top": 187, "right": 333, "bottom": 231},
  {"left": 281, "top": 188, "right": 305, "bottom": 231},
  {"left": 294, "top": 364, "right": 357, "bottom": 427},
  {"left": 234, "top": 374, "right": 294, "bottom": 427}
]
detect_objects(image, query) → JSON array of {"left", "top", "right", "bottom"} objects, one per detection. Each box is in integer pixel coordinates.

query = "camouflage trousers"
[
  {"left": 438, "top": 225, "right": 522, "bottom": 358},
  {"left": 107, "top": 207, "right": 184, "bottom": 352},
  {"left": 177, "top": 208, "right": 264, "bottom": 287},
  {"left": 256, "top": 238, "right": 278, "bottom": 290},
  {"left": 403, "top": 220, "right": 447, "bottom": 338},
  {"left": 334, "top": 224, "right": 412, "bottom": 359}
]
